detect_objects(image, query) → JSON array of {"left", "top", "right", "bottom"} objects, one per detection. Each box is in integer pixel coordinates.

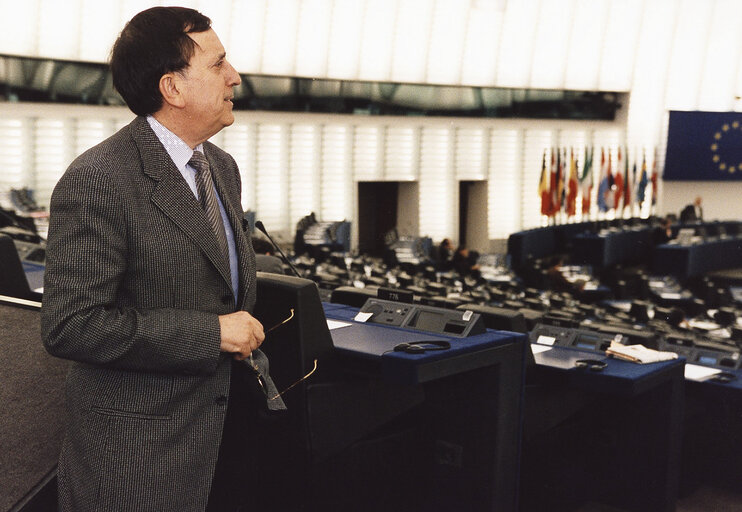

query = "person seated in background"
[
  {"left": 543, "top": 255, "right": 586, "bottom": 294},
  {"left": 680, "top": 196, "right": 703, "bottom": 223},
  {"left": 252, "top": 236, "right": 285, "bottom": 274},
  {"left": 436, "top": 238, "right": 454, "bottom": 271},
  {"left": 452, "top": 245, "right": 481, "bottom": 278},
  {"left": 652, "top": 216, "right": 674, "bottom": 245}
]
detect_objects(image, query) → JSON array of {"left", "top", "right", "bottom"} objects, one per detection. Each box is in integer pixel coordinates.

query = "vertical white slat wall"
[
  {"left": 0, "top": 119, "right": 32, "bottom": 197},
  {"left": 1, "top": 103, "right": 636, "bottom": 251},
  {"left": 455, "top": 128, "right": 487, "bottom": 181},
  {"left": 352, "top": 125, "right": 383, "bottom": 181},
  {"left": 488, "top": 129, "right": 521, "bottom": 240},
  {"left": 34, "top": 118, "right": 74, "bottom": 208},
  {"left": 384, "top": 126, "right": 418, "bottom": 182},
  {"left": 221, "top": 122, "right": 256, "bottom": 211},
  {"left": 75, "top": 119, "right": 113, "bottom": 157},
  {"left": 255, "top": 123, "right": 289, "bottom": 237},
  {"left": 418, "top": 126, "right": 455, "bottom": 242},
  {"left": 288, "top": 124, "right": 320, "bottom": 228},
  {"left": 320, "top": 124, "right": 352, "bottom": 222}
]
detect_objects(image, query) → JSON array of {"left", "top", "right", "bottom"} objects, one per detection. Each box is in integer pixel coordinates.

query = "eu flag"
[{"left": 664, "top": 111, "right": 742, "bottom": 181}]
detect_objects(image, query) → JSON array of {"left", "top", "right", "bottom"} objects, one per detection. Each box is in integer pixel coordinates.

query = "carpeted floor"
[
  {"left": 574, "top": 485, "right": 742, "bottom": 512},
  {"left": 677, "top": 485, "right": 742, "bottom": 512},
  {"left": 1, "top": 301, "right": 68, "bottom": 512}
]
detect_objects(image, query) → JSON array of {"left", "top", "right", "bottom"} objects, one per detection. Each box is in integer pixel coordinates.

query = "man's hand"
[{"left": 218, "top": 311, "right": 265, "bottom": 361}]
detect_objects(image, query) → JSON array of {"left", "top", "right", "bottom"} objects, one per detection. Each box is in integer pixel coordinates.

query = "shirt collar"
[{"left": 146, "top": 115, "right": 204, "bottom": 171}]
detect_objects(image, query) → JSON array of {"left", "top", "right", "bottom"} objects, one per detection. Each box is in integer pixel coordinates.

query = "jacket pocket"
[{"left": 92, "top": 371, "right": 174, "bottom": 418}]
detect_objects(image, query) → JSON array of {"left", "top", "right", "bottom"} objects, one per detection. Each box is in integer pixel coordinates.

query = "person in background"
[
  {"left": 652, "top": 216, "right": 674, "bottom": 245},
  {"left": 40, "top": 7, "right": 282, "bottom": 511},
  {"left": 452, "top": 245, "right": 481, "bottom": 278},
  {"left": 680, "top": 196, "right": 703, "bottom": 223},
  {"left": 543, "top": 255, "right": 586, "bottom": 294},
  {"left": 436, "top": 238, "right": 454, "bottom": 271}
]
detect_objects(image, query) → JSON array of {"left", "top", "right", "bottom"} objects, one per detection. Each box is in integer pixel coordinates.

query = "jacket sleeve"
[{"left": 41, "top": 165, "right": 223, "bottom": 375}]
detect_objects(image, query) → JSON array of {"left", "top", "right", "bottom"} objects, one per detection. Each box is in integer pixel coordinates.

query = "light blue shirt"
[{"left": 146, "top": 116, "right": 239, "bottom": 302}]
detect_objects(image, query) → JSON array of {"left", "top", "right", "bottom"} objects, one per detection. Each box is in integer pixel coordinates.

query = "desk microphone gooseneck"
[{"left": 254, "top": 220, "right": 302, "bottom": 278}]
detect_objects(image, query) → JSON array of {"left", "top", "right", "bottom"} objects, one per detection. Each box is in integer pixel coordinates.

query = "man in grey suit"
[{"left": 41, "top": 7, "right": 279, "bottom": 511}]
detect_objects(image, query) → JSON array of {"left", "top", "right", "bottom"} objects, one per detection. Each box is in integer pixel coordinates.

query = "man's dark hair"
[{"left": 110, "top": 7, "right": 211, "bottom": 116}]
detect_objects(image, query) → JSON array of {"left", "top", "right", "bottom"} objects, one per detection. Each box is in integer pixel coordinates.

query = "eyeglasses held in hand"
[
  {"left": 265, "top": 308, "right": 295, "bottom": 334},
  {"left": 249, "top": 308, "right": 318, "bottom": 401},
  {"left": 249, "top": 358, "right": 318, "bottom": 401}
]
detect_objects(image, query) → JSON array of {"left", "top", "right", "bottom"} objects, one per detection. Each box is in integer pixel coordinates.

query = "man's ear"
[{"left": 159, "top": 73, "right": 185, "bottom": 108}]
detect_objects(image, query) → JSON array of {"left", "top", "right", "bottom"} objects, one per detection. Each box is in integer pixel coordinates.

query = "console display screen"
[
  {"left": 412, "top": 310, "right": 445, "bottom": 332},
  {"left": 697, "top": 355, "right": 717, "bottom": 366}
]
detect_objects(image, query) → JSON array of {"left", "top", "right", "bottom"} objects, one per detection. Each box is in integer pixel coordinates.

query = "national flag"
[
  {"left": 650, "top": 149, "right": 658, "bottom": 205},
  {"left": 614, "top": 147, "right": 624, "bottom": 209},
  {"left": 605, "top": 150, "right": 615, "bottom": 210},
  {"left": 539, "top": 149, "right": 550, "bottom": 216},
  {"left": 636, "top": 151, "right": 648, "bottom": 204},
  {"left": 549, "top": 147, "right": 558, "bottom": 216},
  {"left": 553, "top": 148, "right": 565, "bottom": 215},
  {"left": 559, "top": 148, "right": 568, "bottom": 211},
  {"left": 623, "top": 147, "right": 631, "bottom": 211},
  {"left": 566, "top": 148, "right": 579, "bottom": 216},
  {"left": 580, "top": 146, "right": 594, "bottom": 214},
  {"left": 597, "top": 147, "right": 615, "bottom": 212}
]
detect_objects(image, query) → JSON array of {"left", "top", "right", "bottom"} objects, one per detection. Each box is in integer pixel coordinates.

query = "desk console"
[
  {"left": 359, "top": 298, "right": 486, "bottom": 337},
  {"left": 529, "top": 323, "right": 617, "bottom": 352}
]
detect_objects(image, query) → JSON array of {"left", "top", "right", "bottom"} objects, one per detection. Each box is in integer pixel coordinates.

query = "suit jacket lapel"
[{"left": 131, "top": 117, "right": 233, "bottom": 290}]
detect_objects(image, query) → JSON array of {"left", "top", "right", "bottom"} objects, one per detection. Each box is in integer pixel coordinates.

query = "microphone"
[{"left": 254, "top": 220, "right": 302, "bottom": 278}]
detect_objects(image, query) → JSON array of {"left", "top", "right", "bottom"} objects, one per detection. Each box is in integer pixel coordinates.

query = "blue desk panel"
[
  {"left": 652, "top": 236, "right": 742, "bottom": 279},
  {"left": 571, "top": 228, "right": 653, "bottom": 268},
  {"left": 533, "top": 343, "right": 685, "bottom": 396},
  {"left": 324, "top": 302, "right": 526, "bottom": 385},
  {"left": 323, "top": 301, "right": 525, "bottom": 511},
  {"left": 526, "top": 343, "right": 685, "bottom": 512}
]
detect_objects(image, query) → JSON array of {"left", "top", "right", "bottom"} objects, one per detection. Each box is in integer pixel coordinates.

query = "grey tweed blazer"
[{"left": 41, "top": 116, "right": 258, "bottom": 511}]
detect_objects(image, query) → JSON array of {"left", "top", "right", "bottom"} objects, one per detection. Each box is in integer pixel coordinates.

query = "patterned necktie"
[{"left": 189, "top": 151, "right": 230, "bottom": 263}]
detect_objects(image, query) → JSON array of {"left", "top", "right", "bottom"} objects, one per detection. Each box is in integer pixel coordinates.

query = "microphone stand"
[{"left": 254, "top": 220, "right": 302, "bottom": 279}]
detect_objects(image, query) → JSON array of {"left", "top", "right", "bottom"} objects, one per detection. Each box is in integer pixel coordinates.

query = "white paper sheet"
[
  {"left": 684, "top": 364, "right": 722, "bottom": 381},
  {"left": 327, "top": 319, "right": 352, "bottom": 330}
]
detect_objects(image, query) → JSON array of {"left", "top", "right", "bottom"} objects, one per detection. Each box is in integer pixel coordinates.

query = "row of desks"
[
  {"left": 571, "top": 228, "right": 742, "bottom": 279},
  {"left": 322, "top": 302, "right": 687, "bottom": 512}
]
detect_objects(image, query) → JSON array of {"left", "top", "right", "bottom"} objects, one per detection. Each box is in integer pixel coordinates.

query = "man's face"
[{"left": 179, "top": 29, "right": 241, "bottom": 143}]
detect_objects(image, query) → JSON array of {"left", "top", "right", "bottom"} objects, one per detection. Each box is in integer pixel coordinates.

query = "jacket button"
[
  {"left": 215, "top": 395, "right": 228, "bottom": 406},
  {"left": 222, "top": 295, "right": 232, "bottom": 305}
]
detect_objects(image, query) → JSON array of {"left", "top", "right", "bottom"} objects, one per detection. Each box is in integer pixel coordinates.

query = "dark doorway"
[
  {"left": 358, "top": 182, "right": 398, "bottom": 256},
  {"left": 459, "top": 180, "right": 488, "bottom": 253},
  {"left": 459, "top": 181, "right": 472, "bottom": 247}
]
